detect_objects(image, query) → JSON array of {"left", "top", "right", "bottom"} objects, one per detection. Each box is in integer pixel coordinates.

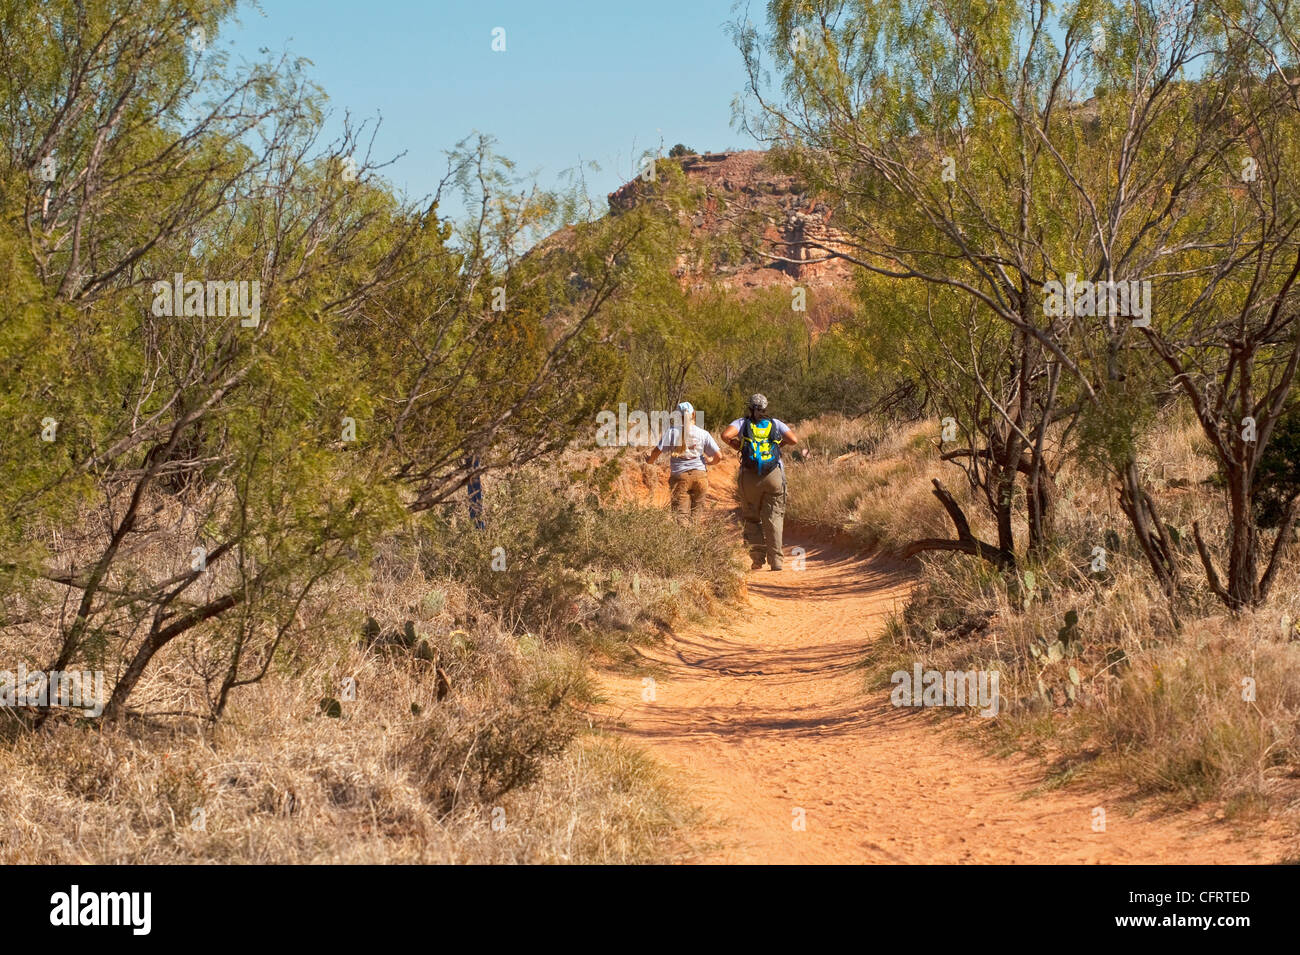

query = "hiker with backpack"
[
  {"left": 721, "top": 394, "right": 799, "bottom": 571},
  {"left": 645, "top": 401, "right": 722, "bottom": 523}
]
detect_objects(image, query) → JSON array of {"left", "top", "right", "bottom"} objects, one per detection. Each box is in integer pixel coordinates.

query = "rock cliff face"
[{"left": 607, "top": 150, "right": 857, "bottom": 302}]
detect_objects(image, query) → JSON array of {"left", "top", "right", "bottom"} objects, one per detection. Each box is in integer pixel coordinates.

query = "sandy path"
[{"left": 599, "top": 531, "right": 1287, "bottom": 864}]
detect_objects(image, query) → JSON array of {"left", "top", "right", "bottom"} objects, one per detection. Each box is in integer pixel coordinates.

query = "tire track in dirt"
[{"left": 598, "top": 530, "right": 1288, "bottom": 864}]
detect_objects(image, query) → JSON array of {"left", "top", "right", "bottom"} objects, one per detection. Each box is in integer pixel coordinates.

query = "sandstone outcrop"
[{"left": 607, "top": 150, "right": 857, "bottom": 303}]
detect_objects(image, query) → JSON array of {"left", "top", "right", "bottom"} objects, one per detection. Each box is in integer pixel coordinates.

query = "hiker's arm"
[
  {"left": 646, "top": 446, "right": 663, "bottom": 465},
  {"left": 779, "top": 427, "right": 799, "bottom": 446},
  {"left": 721, "top": 423, "right": 741, "bottom": 449},
  {"left": 703, "top": 434, "right": 723, "bottom": 465}
]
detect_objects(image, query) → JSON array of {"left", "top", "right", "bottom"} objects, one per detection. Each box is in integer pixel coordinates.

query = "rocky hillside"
[{"left": 607, "top": 150, "right": 857, "bottom": 303}]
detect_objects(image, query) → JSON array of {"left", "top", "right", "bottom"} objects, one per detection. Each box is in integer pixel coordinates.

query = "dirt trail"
[{"left": 600, "top": 520, "right": 1285, "bottom": 863}]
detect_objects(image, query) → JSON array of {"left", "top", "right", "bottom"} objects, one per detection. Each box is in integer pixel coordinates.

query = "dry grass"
[
  {"left": 0, "top": 565, "right": 691, "bottom": 864},
  {"left": 789, "top": 411, "right": 1300, "bottom": 818},
  {"left": 785, "top": 415, "right": 954, "bottom": 551},
  {"left": 0, "top": 716, "right": 691, "bottom": 863},
  {"left": 0, "top": 458, "right": 742, "bottom": 864}
]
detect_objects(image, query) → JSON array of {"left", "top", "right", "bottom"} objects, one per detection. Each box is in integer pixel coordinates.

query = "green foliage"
[
  {"left": 1075, "top": 380, "right": 1160, "bottom": 477},
  {"left": 616, "top": 284, "right": 913, "bottom": 425},
  {"left": 738, "top": 0, "right": 1300, "bottom": 605},
  {"left": 0, "top": 228, "right": 93, "bottom": 586},
  {"left": 1255, "top": 402, "right": 1300, "bottom": 528},
  {"left": 0, "top": 0, "right": 648, "bottom": 717}
]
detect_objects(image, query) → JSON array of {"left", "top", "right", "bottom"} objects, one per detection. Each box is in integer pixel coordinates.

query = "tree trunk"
[
  {"left": 1025, "top": 463, "right": 1058, "bottom": 559},
  {"left": 1225, "top": 466, "right": 1259, "bottom": 608},
  {"left": 1118, "top": 459, "right": 1180, "bottom": 606},
  {"left": 904, "top": 479, "right": 1017, "bottom": 571}
]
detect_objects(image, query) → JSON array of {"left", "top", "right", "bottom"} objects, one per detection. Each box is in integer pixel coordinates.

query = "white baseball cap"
[{"left": 677, "top": 401, "right": 694, "bottom": 414}]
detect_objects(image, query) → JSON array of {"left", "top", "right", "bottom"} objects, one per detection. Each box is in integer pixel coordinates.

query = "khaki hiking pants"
[
  {"left": 738, "top": 465, "right": 786, "bottom": 568},
  {"left": 668, "top": 469, "right": 709, "bottom": 523}
]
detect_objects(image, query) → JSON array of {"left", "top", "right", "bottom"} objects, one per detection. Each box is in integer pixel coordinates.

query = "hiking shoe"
[
  {"left": 750, "top": 558, "right": 766, "bottom": 570},
  {"left": 769, "top": 563, "right": 783, "bottom": 571}
]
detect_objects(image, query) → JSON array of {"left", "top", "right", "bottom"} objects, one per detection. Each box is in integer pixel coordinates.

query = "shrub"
[{"left": 413, "top": 462, "right": 746, "bottom": 639}]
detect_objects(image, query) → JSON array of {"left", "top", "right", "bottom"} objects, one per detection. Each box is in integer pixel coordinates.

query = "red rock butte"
[{"left": 607, "top": 150, "right": 857, "bottom": 323}]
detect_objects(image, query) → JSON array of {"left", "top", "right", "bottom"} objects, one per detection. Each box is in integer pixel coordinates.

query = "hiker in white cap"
[{"left": 645, "top": 401, "right": 721, "bottom": 523}]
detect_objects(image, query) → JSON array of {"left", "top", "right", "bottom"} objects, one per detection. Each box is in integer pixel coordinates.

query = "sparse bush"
[
  {"left": 401, "top": 637, "right": 592, "bottom": 812},
  {"left": 414, "top": 461, "right": 746, "bottom": 638}
]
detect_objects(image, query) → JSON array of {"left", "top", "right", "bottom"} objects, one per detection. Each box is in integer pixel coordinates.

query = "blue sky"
[{"left": 224, "top": 0, "right": 761, "bottom": 214}]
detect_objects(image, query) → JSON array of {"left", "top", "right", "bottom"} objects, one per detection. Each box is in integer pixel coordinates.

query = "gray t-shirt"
[
  {"left": 657, "top": 425, "right": 721, "bottom": 475},
  {"left": 729, "top": 418, "right": 792, "bottom": 469}
]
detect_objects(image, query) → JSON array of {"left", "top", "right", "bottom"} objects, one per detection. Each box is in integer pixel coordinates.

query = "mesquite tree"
[
  {"left": 738, "top": 0, "right": 1300, "bottom": 608},
  {"left": 0, "top": 0, "right": 647, "bottom": 721}
]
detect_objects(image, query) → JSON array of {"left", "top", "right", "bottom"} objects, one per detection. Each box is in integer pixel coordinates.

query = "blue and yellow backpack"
[{"left": 740, "top": 418, "right": 781, "bottom": 476}]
